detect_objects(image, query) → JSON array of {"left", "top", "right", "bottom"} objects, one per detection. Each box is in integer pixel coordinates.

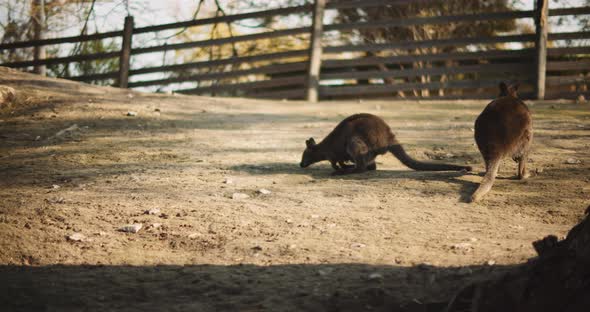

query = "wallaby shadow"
[{"left": 229, "top": 162, "right": 481, "bottom": 202}]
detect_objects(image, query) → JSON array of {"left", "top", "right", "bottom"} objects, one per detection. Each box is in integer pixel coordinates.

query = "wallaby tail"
[
  {"left": 470, "top": 159, "right": 500, "bottom": 203},
  {"left": 388, "top": 144, "right": 472, "bottom": 172}
]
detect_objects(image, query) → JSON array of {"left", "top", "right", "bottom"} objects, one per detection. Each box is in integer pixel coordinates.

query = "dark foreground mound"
[{"left": 446, "top": 205, "right": 590, "bottom": 312}]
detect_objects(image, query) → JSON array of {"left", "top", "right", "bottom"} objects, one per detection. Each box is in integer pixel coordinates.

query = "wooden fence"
[{"left": 1, "top": 0, "right": 589, "bottom": 101}]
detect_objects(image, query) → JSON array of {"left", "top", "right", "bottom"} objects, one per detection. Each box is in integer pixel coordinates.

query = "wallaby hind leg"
[
  {"left": 332, "top": 137, "right": 369, "bottom": 175},
  {"left": 366, "top": 160, "right": 376, "bottom": 171},
  {"left": 330, "top": 160, "right": 340, "bottom": 171},
  {"left": 470, "top": 159, "right": 501, "bottom": 203},
  {"left": 517, "top": 156, "right": 530, "bottom": 179}
]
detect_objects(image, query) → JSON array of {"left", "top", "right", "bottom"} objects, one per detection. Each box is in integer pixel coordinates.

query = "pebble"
[
  {"left": 486, "top": 260, "right": 496, "bottom": 266},
  {"left": 126, "top": 111, "right": 137, "bottom": 116},
  {"left": 285, "top": 219, "right": 294, "bottom": 224},
  {"left": 566, "top": 157, "right": 581, "bottom": 164},
  {"left": 457, "top": 267, "right": 473, "bottom": 275},
  {"left": 451, "top": 242, "right": 473, "bottom": 251},
  {"left": 509, "top": 225, "right": 524, "bottom": 230},
  {"left": 368, "top": 272, "right": 383, "bottom": 280},
  {"left": 118, "top": 223, "right": 143, "bottom": 233},
  {"left": 46, "top": 197, "right": 66, "bottom": 204},
  {"left": 188, "top": 233, "right": 200, "bottom": 239},
  {"left": 318, "top": 268, "right": 333, "bottom": 276},
  {"left": 257, "top": 189, "right": 272, "bottom": 195},
  {"left": 311, "top": 214, "right": 320, "bottom": 219},
  {"left": 351, "top": 242, "right": 366, "bottom": 248},
  {"left": 67, "top": 233, "right": 87, "bottom": 242},
  {"left": 224, "top": 178, "right": 233, "bottom": 184},
  {"left": 144, "top": 208, "right": 161, "bottom": 215},
  {"left": 231, "top": 193, "right": 250, "bottom": 200}
]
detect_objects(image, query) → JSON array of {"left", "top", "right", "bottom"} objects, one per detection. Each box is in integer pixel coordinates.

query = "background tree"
[
  {"left": 330, "top": 0, "right": 524, "bottom": 96},
  {"left": 1, "top": 0, "right": 128, "bottom": 81}
]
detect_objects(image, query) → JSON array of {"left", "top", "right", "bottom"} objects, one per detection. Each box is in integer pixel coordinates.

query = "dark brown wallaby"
[
  {"left": 470, "top": 82, "right": 533, "bottom": 202},
  {"left": 300, "top": 113, "right": 472, "bottom": 175}
]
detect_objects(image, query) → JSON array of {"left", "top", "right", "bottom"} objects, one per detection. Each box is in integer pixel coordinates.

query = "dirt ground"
[{"left": 0, "top": 66, "right": 589, "bottom": 311}]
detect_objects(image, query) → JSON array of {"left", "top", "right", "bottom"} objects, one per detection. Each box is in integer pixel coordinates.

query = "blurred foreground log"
[{"left": 446, "top": 205, "right": 590, "bottom": 312}]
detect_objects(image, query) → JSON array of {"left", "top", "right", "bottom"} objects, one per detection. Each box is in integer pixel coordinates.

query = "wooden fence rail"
[{"left": 1, "top": 0, "right": 589, "bottom": 101}]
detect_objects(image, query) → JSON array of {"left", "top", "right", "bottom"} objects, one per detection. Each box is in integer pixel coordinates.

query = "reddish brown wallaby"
[
  {"left": 299, "top": 113, "right": 472, "bottom": 175},
  {"left": 470, "top": 82, "right": 533, "bottom": 202}
]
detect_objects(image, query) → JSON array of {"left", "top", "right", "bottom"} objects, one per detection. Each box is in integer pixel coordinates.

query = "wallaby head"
[
  {"left": 498, "top": 82, "right": 519, "bottom": 98},
  {"left": 300, "top": 137, "right": 323, "bottom": 168}
]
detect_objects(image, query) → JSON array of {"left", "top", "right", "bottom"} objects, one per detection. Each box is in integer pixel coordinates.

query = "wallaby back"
[
  {"left": 474, "top": 96, "right": 532, "bottom": 162},
  {"left": 319, "top": 113, "right": 396, "bottom": 156}
]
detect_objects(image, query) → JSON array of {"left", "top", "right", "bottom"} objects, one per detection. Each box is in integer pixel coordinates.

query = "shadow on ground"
[
  {"left": 0, "top": 262, "right": 517, "bottom": 312},
  {"left": 230, "top": 162, "right": 481, "bottom": 203}
]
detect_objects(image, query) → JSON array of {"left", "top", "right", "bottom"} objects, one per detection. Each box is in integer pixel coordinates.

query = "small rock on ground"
[
  {"left": 351, "top": 242, "right": 366, "bottom": 248},
  {"left": 231, "top": 193, "right": 250, "bottom": 200},
  {"left": 67, "top": 233, "right": 87, "bottom": 242},
  {"left": 118, "top": 223, "right": 143, "bottom": 233},
  {"left": 451, "top": 242, "right": 473, "bottom": 251},
  {"left": 257, "top": 189, "right": 272, "bottom": 195},
  {"left": 368, "top": 272, "right": 384, "bottom": 280},
  {"left": 144, "top": 208, "right": 161, "bottom": 215},
  {"left": 318, "top": 268, "right": 333, "bottom": 276},
  {"left": 457, "top": 267, "right": 473, "bottom": 275},
  {"left": 566, "top": 158, "right": 581, "bottom": 164}
]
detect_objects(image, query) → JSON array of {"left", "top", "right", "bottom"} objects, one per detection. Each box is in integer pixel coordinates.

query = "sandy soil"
[{"left": 0, "top": 66, "right": 589, "bottom": 311}]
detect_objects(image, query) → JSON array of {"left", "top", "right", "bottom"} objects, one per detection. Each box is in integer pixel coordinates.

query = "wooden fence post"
[
  {"left": 32, "top": 0, "right": 46, "bottom": 76},
  {"left": 119, "top": 16, "right": 134, "bottom": 88},
  {"left": 534, "top": 0, "right": 549, "bottom": 100},
  {"left": 307, "top": 0, "right": 325, "bottom": 102}
]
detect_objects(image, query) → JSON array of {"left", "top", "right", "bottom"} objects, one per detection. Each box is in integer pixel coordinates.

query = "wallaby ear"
[
  {"left": 305, "top": 137, "right": 316, "bottom": 148},
  {"left": 508, "top": 82, "right": 520, "bottom": 96},
  {"left": 499, "top": 82, "right": 509, "bottom": 96}
]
